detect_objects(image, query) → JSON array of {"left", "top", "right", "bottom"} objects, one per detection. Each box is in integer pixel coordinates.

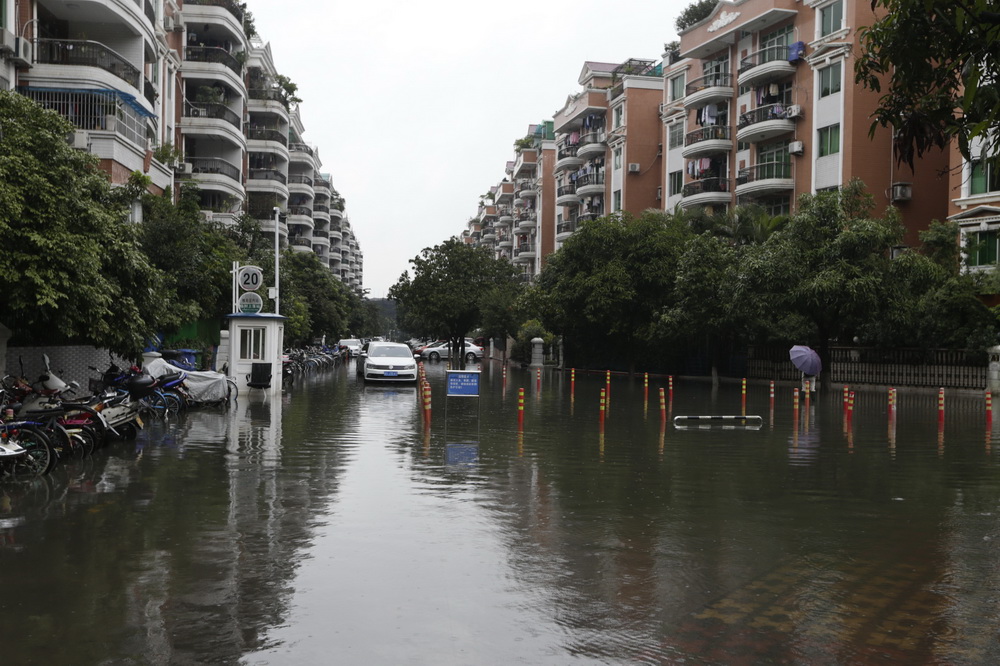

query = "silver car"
[
  {"left": 419, "top": 340, "right": 484, "bottom": 363},
  {"left": 338, "top": 338, "right": 363, "bottom": 358},
  {"left": 358, "top": 342, "right": 419, "bottom": 382}
]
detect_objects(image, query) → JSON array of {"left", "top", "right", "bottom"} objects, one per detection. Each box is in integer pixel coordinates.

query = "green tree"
[
  {"left": 0, "top": 91, "right": 167, "bottom": 356},
  {"left": 478, "top": 282, "right": 525, "bottom": 362},
  {"left": 744, "top": 181, "right": 903, "bottom": 386},
  {"left": 536, "top": 211, "right": 694, "bottom": 373},
  {"left": 675, "top": 0, "right": 718, "bottom": 32},
  {"left": 389, "top": 239, "right": 518, "bottom": 367},
  {"left": 277, "top": 251, "right": 350, "bottom": 346},
  {"left": 856, "top": 1, "right": 1000, "bottom": 168},
  {"left": 659, "top": 234, "right": 743, "bottom": 387}
]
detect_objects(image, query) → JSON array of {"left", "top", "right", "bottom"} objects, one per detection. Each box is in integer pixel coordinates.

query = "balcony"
[
  {"left": 36, "top": 39, "right": 141, "bottom": 90},
  {"left": 576, "top": 172, "right": 605, "bottom": 197},
  {"left": 736, "top": 104, "right": 797, "bottom": 143},
  {"left": 556, "top": 219, "right": 576, "bottom": 243},
  {"left": 482, "top": 226, "right": 497, "bottom": 242},
  {"left": 497, "top": 208, "right": 514, "bottom": 226},
  {"left": 517, "top": 212, "right": 537, "bottom": 232},
  {"left": 682, "top": 126, "right": 734, "bottom": 159},
  {"left": 497, "top": 234, "right": 513, "bottom": 249},
  {"left": 513, "top": 242, "right": 536, "bottom": 264},
  {"left": 518, "top": 180, "right": 538, "bottom": 199},
  {"left": 577, "top": 131, "right": 607, "bottom": 159},
  {"left": 245, "top": 127, "right": 288, "bottom": 146},
  {"left": 512, "top": 149, "right": 537, "bottom": 178},
  {"left": 288, "top": 173, "right": 314, "bottom": 196},
  {"left": 735, "top": 162, "right": 793, "bottom": 197},
  {"left": 555, "top": 145, "right": 584, "bottom": 173},
  {"left": 680, "top": 178, "right": 732, "bottom": 209},
  {"left": 738, "top": 45, "right": 797, "bottom": 88},
  {"left": 248, "top": 168, "right": 287, "bottom": 184},
  {"left": 185, "top": 46, "right": 243, "bottom": 77},
  {"left": 185, "top": 0, "right": 245, "bottom": 21},
  {"left": 188, "top": 157, "right": 240, "bottom": 181},
  {"left": 557, "top": 183, "right": 579, "bottom": 207},
  {"left": 289, "top": 236, "right": 314, "bottom": 252},
  {"left": 684, "top": 73, "right": 734, "bottom": 109}
]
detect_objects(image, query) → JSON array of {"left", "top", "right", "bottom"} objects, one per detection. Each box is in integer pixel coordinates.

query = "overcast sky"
[{"left": 248, "top": 0, "right": 689, "bottom": 297}]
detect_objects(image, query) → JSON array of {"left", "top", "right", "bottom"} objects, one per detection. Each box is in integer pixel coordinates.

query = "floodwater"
[{"left": 2, "top": 360, "right": 1000, "bottom": 665}]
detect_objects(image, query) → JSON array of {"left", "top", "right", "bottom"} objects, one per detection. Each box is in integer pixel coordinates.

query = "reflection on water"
[{"left": 1, "top": 364, "right": 1000, "bottom": 664}]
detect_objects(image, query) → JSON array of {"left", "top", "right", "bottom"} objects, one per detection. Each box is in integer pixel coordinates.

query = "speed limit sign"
[{"left": 237, "top": 265, "right": 264, "bottom": 291}]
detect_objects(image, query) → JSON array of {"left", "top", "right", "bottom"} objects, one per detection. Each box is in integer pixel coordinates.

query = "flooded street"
[{"left": 2, "top": 360, "right": 1000, "bottom": 664}]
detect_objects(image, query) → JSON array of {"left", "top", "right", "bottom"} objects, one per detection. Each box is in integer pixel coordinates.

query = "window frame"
[
  {"left": 819, "top": 0, "right": 844, "bottom": 38},
  {"left": 668, "top": 123, "right": 684, "bottom": 149},
  {"left": 669, "top": 74, "right": 685, "bottom": 102},
  {"left": 240, "top": 327, "right": 267, "bottom": 361},
  {"left": 819, "top": 61, "right": 842, "bottom": 98},
  {"left": 817, "top": 124, "right": 841, "bottom": 157},
  {"left": 668, "top": 170, "right": 683, "bottom": 196}
]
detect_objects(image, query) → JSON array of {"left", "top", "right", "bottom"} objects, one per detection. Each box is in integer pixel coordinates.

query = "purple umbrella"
[{"left": 789, "top": 345, "right": 821, "bottom": 375}]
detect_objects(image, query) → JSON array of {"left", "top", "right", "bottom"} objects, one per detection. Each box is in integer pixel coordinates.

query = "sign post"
[{"left": 444, "top": 369, "right": 482, "bottom": 440}]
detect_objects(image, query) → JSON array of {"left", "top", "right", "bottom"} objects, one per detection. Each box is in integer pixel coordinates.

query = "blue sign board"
[{"left": 446, "top": 370, "right": 481, "bottom": 397}]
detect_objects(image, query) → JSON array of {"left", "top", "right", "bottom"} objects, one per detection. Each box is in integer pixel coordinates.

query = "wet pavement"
[{"left": 2, "top": 361, "right": 1000, "bottom": 664}]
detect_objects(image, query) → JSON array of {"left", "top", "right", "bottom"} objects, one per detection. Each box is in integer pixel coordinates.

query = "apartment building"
[
  {"left": 666, "top": 0, "right": 948, "bottom": 240},
  {"left": 1, "top": 0, "right": 362, "bottom": 292}
]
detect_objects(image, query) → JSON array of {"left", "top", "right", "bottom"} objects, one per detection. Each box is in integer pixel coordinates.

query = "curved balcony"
[
  {"left": 289, "top": 143, "right": 319, "bottom": 170},
  {"left": 513, "top": 242, "right": 536, "bottom": 264},
  {"left": 289, "top": 236, "right": 314, "bottom": 253},
  {"left": 680, "top": 178, "right": 732, "bottom": 209},
  {"left": 311, "top": 232, "right": 331, "bottom": 249},
  {"left": 555, "top": 145, "right": 584, "bottom": 173},
  {"left": 556, "top": 219, "right": 576, "bottom": 243},
  {"left": 736, "top": 104, "right": 797, "bottom": 143},
  {"left": 184, "top": 46, "right": 245, "bottom": 90},
  {"left": 684, "top": 73, "right": 734, "bottom": 109},
  {"left": 738, "top": 46, "right": 797, "bottom": 88},
  {"left": 735, "top": 162, "right": 793, "bottom": 197},
  {"left": 36, "top": 39, "right": 141, "bottom": 89},
  {"left": 245, "top": 126, "right": 288, "bottom": 148},
  {"left": 517, "top": 212, "right": 537, "bottom": 232},
  {"left": 576, "top": 173, "right": 605, "bottom": 197},
  {"left": 577, "top": 131, "right": 607, "bottom": 159},
  {"left": 497, "top": 209, "right": 514, "bottom": 227},
  {"left": 556, "top": 183, "right": 579, "bottom": 207},
  {"left": 497, "top": 236, "right": 513, "bottom": 249},
  {"left": 287, "top": 205, "right": 314, "bottom": 231},
  {"left": 330, "top": 204, "right": 344, "bottom": 221},
  {"left": 288, "top": 173, "right": 315, "bottom": 198},
  {"left": 482, "top": 226, "right": 497, "bottom": 242},
  {"left": 682, "top": 126, "right": 734, "bottom": 159},
  {"left": 518, "top": 181, "right": 538, "bottom": 199},
  {"left": 184, "top": 102, "right": 245, "bottom": 148}
]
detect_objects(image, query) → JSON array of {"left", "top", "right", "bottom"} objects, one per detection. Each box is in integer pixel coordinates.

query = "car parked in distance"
[
  {"left": 419, "top": 340, "right": 483, "bottom": 363},
  {"left": 338, "top": 338, "right": 363, "bottom": 358},
  {"left": 357, "top": 342, "right": 419, "bottom": 382}
]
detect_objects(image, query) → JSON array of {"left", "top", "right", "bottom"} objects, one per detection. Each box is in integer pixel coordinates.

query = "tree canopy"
[
  {"left": 675, "top": 0, "right": 718, "bottom": 33},
  {"left": 389, "top": 238, "right": 519, "bottom": 364},
  {"left": 856, "top": 0, "right": 1000, "bottom": 168}
]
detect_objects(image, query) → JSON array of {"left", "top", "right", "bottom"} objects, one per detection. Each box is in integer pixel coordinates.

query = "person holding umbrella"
[{"left": 789, "top": 345, "right": 821, "bottom": 392}]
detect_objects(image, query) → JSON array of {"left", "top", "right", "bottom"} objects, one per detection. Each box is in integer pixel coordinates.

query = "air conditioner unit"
[
  {"left": 656, "top": 186, "right": 663, "bottom": 200},
  {"left": 164, "top": 16, "right": 175, "bottom": 32},
  {"left": 189, "top": 107, "right": 204, "bottom": 118},
  {"left": 10, "top": 37, "right": 32, "bottom": 67},
  {"left": 68, "top": 130, "right": 91, "bottom": 150},
  {"left": 785, "top": 104, "right": 803, "bottom": 119},
  {"left": 627, "top": 163, "right": 641, "bottom": 173},
  {"left": 174, "top": 162, "right": 193, "bottom": 175},
  {"left": 891, "top": 182, "right": 912, "bottom": 202},
  {"left": 173, "top": 12, "right": 186, "bottom": 31},
  {"left": 788, "top": 140, "right": 805, "bottom": 155}
]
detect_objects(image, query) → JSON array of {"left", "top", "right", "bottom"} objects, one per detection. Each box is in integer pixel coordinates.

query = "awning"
[{"left": 18, "top": 86, "right": 156, "bottom": 119}]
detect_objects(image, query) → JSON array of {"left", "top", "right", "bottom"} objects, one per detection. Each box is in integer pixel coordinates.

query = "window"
[
  {"left": 669, "top": 171, "right": 683, "bottom": 196},
  {"left": 613, "top": 104, "right": 624, "bottom": 129},
  {"left": 761, "top": 25, "right": 792, "bottom": 51},
  {"left": 971, "top": 159, "right": 1000, "bottom": 195},
  {"left": 613, "top": 190, "right": 622, "bottom": 212},
  {"left": 669, "top": 75, "right": 685, "bottom": 101},
  {"left": 820, "top": 0, "right": 844, "bottom": 37},
  {"left": 757, "top": 140, "right": 791, "bottom": 179},
  {"left": 668, "top": 123, "right": 684, "bottom": 149},
  {"left": 758, "top": 195, "right": 791, "bottom": 217},
  {"left": 818, "top": 124, "right": 841, "bottom": 157},
  {"left": 969, "top": 230, "right": 999, "bottom": 267},
  {"left": 613, "top": 147, "right": 622, "bottom": 170},
  {"left": 240, "top": 327, "right": 266, "bottom": 360},
  {"left": 819, "top": 62, "right": 842, "bottom": 97}
]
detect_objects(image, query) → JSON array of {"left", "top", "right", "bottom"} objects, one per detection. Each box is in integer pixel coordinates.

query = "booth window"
[{"left": 240, "top": 327, "right": 266, "bottom": 360}]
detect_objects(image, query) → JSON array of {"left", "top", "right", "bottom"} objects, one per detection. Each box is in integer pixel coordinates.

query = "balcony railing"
[
  {"left": 557, "top": 220, "right": 576, "bottom": 235},
  {"left": 737, "top": 162, "right": 791, "bottom": 184},
  {"left": 143, "top": 77, "right": 156, "bottom": 106},
  {"left": 515, "top": 242, "right": 535, "bottom": 255},
  {"left": 314, "top": 204, "right": 330, "bottom": 214},
  {"left": 188, "top": 157, "right": 241, "bottom": 181},
  {"left": 249, "top": 88, "right": 285, "bottom": 104},
  {"left": 557, "top": 184, "right": 577, "bottom": 197},
  {"left": 314, "top": 229, "right": 329, "bottom": 239},
  {"left": 288, "top": 174, "right": 314, "bottom": 187},
  {"left": 187, "top": 102, "right": 241, "bottom": 128},
  {"left": 248, "top": 168, "right": 287, "bottom": 184},
  {"left": 739, "top": 45, "right": 791, "bottom": 74},
  {"left": 184, "top": 0, "right": 245, "bottom": 21},
  {"left": 289, "top": 143, "right": 315, "bottom": 157},
  {"left": 685, "top": 72, "right": 732, "bottom": 96},
  {"left": 245, "top": 127, "right": 288, "bottom": 145},
  {"left": 36, "top": 39, "right": 140, "bottom": 89},
  {"left": 682, "top": 177, "right": 731, "bottom": 197},
  {"left": 738, "top": 103, "right": 792, "bottom": 128},
  {"left": 576, "top": 172, "right": 605, "bottom": 188},
  {"left": 288, "top": 205, "right": 313, "bottom": 217},
  {"left": 185, "top": 46, "right": 242, "bottom": 76},
  {"left": 685, "top": 125, "right": 732, "bottom": 146},
  {"left": 315, "top": 177, "right": 332, "bottom": 190},
  {"left": 289, "top": 236, "right": 313, "bottom": 248},
  {"left": 558, "top": 145, "right": 579, "bottom": 160},
  {"left": 579, "top": 131, "right": 605, "bottom": 147}
]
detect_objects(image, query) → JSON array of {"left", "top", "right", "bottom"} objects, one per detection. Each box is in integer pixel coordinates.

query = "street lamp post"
[{"left": 272, "top": 206, "right": 281, "bottom": 315}]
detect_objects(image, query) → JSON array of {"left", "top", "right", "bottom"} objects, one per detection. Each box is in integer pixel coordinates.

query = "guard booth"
[{"left": 226, "top": 313, "right": 285, "bottom": 396}]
